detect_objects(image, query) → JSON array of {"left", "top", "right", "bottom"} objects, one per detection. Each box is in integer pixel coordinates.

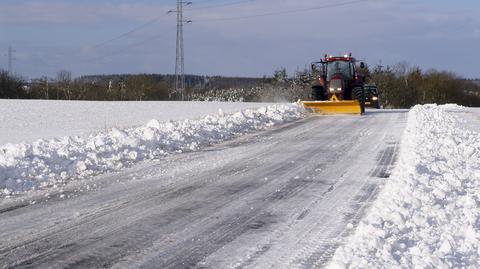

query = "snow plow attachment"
[
  {"left": 302, "top": 100, "right": 362, "bottom": 114},
  {"left": 302, "top": 95, "right": 363, "bottom": 115}
]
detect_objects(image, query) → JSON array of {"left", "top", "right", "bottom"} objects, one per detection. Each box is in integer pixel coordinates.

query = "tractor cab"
[{"left": 325, "top": 57, "right": 355, "bottom": 81}]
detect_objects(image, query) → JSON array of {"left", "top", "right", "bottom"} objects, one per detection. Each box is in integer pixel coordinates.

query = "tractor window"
[{"left": 326, "top": 61, "right": 351, "bottom": 81}]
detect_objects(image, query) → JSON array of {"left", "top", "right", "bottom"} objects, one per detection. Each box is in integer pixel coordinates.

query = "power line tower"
[
  {"left": 171, "top": 0, "right": 191, "bottom": 100},
  {"left": 8, "top": 45, "right": 14, "bottom": 75}
]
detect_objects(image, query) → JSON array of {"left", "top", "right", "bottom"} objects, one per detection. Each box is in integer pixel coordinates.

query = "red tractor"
[{"left": 303, "top": 54, "right": 378, "bottom": 114}]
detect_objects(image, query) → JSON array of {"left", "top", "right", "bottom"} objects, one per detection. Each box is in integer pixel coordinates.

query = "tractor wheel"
[
  {"left": 350, "top": 87, "right": 363, "bottom": 100},
  {"left": 312, "top": 86, "right": 326, "bottom": 101},
  {"left": 352, "top": 87, "right": 366, "bottom": 114}
]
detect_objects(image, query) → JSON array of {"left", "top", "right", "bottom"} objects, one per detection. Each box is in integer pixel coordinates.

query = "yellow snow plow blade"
[
  {"left": 302, "top": 94, "right": 362, "bottom": 114},
  {"left": 302, "top": 93, "right": 362, "bottom": 115},
  {"left": 302, "top": 100, "right": 362, "bottom": 114}
]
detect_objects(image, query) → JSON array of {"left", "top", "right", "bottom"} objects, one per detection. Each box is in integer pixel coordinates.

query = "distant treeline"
[
  {"left": 0, "top": 70, "right": 263, "bottom": 101},
  {"left": 192, "top": 65, "right": 480, "bottom": 107},
  {"left": 1, "top": 64, "right": 480, "bottom": 108},
  {"left": 365, "top": 63, "right": 480, "bottom": 107}
]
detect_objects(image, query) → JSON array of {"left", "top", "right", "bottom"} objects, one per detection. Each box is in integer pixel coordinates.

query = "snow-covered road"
[{"left": 0, "top": 110, "right": 407, "bottom": 268}]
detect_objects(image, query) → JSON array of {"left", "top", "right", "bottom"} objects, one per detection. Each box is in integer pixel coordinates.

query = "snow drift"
[
  {"left": 0, "top": 103, "right": 305, "bottom": 196},
  {"left": 328, "top": 104, "right": 480, "bottom": 268},
  {"left": 0, "top": 100, "right": 273, "bottom": 145}
]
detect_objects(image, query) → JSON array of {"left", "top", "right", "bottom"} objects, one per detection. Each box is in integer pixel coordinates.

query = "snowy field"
[
  {"left": 0, "top": 100, "right": 273, "bottom": 145},
  {"left": 461, "top": 107, "right": 480, "bottom": 133},
  {"left": 0, "top": 100, "right": 304, "bottom": 196},
  {"left": 328, "top": 105, "right": 480, "bottom": 269}
]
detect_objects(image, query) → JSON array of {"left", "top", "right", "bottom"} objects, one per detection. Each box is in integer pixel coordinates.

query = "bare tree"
[{"left": 57, "top": 70, "right": 72, "bottom": 100}]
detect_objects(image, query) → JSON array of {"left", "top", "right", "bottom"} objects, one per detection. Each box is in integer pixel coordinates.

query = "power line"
[
  {"left": 89, "top": 18, "right": 164, "bottom": 50},
  {"left": 192, "top": 0, "right": 225, "bottom": 4},
  {"left": 87, "top": 0, "right": 255, "bottom": 50},
  {"left": 86, "top": 0, "right": 248, "bottom": 51},
  {"left": 186, "top": 0, "right": 255, "bottom": 10},
  {"left": 18, "top": 0, "right": 372, "bottom": 78},
  {"left": 62, "top": 30, "right": 175, "bottom": 71},
  {"left": 24, "top": 27, "right": 174, "bottom": 74},
  {"left": 79, "top": 33, "right": 173, "bottom": 67},
  {"left": 192, "top": 0, "right": 370, "bottom": 22},
  {"left": 80, "top": 0, "right": 368, "bottom": 60}
]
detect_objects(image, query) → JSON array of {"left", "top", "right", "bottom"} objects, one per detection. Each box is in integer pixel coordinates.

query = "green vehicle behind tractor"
[{"left": 364, "top": 83, "right": 381, "bottom": 109}]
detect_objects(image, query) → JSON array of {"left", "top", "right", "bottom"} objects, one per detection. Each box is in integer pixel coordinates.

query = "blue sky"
[{"left": 0, "top": 0, "right": 479, "bottom": 78}]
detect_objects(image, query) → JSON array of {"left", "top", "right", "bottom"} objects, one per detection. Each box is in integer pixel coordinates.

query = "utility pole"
[
  {"left": 8, "top": 45, "right": 14, "bottom": 75},
  {"left": 44, "top": 76, "right": 49, "bottom": 99},
  {"left": 171, "top": 0, "right": 191, "bottom": 100}
]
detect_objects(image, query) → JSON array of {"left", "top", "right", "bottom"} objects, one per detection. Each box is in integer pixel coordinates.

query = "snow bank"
[
  {"left": 0, "top": 100, "right": 273, "bottom": 145},
  {"left": 328, "top": 104, "right": 480, "bottom": 269},
  {"left": 0, "top": 103, "right": 305, "bottom": 196}
]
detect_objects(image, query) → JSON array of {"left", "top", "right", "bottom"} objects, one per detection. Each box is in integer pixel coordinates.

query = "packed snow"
[
  {"left": 0, "top": 100, "right": 273, "bottom": 145},
  {"left": 0, "top": 102, "right": 305, "bottom": 196},
  {"left": 328, "top": 104, "right": 480, "bottom": 269}
]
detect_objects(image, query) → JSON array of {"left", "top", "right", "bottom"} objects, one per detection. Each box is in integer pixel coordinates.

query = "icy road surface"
[{"left": 0, "top": 110, "right": 407, "bottom": 268}]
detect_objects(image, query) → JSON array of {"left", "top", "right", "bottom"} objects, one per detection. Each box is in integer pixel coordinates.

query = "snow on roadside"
[
  {"left": 328, "top": 104, "right": 480, "bottom": 269},
  {"left": 0, "top": 103, "right": 305, "bottom": 196},
  {"left": 0, "top": 100, "right": 273, "bottom": 145}
]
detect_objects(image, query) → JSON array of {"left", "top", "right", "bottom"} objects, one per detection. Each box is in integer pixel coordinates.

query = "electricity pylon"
[{"left": 171, "top": 0, "right": 192, "bottom": 100}]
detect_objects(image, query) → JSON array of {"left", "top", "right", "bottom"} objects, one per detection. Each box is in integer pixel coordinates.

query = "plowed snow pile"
[
  {"left": 328, "top": 104, "right": 480, "bottom": 269},
  {"left": 0, "top": 100, "right": 273, "bottom": 145},
  {"left": 0, "top": 103, "right": 304, "bottom": 196}
]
